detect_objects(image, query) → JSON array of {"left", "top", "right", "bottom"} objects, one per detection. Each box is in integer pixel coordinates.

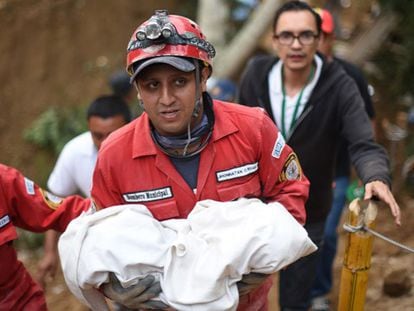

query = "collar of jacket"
[
  {"left": 131, "top": 93, "right": 241, "bottom": 159},
  {"left": 253, "top": 52, "right": 348, "bottom": 123}
]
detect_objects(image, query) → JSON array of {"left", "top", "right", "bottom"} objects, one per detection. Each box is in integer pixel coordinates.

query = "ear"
[
  {"left": 133, "top": 82, "right": 141, "bottom": 98},
  {"left": 200, "top": 67, "right": 210, "bottom": 92}
]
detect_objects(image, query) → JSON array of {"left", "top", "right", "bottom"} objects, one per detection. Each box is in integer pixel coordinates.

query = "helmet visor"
[{"left": 130, "top": 56, "right": 195, "bottom": 82}]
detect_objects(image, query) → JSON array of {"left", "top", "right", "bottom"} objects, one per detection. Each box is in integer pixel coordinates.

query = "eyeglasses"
[{"left": 274, "top": 31, "right": 319, "bottom": 46}]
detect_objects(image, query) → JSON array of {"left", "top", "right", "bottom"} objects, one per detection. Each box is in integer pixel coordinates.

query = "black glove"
[
  {"left": 237, "top": 272, "right": 269, "bottom": 296},
  {"left": 102, "top": 272, "right": 169, "bottom": 310}
]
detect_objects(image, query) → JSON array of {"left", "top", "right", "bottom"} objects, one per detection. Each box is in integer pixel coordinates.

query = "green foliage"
[
  {"left": 14, "top": 229, "right": 44, "bottom": 251},
  {"left": 379, "top": 0, "right": 414, "bottom": 13},
  {"left": 371, "top": 1, "right": 414, "bottom": 110},
  {"left": 24, "top": 105, "right": 88, "bottom": 156}
]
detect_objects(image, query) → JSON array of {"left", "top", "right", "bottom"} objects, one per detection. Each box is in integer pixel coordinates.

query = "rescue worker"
[
  {"left": 91, "top": 10, "right": 310, "bottom": 311},
  {"left": 0, "top": 163, "right": 91, "bottom": 310}
]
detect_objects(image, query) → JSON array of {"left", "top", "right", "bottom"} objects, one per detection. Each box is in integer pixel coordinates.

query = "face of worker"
[
  {"left": 135, "top": 64, "right": 209, "bottom": 136},
  {"left": 88, "top": 115, "right": 127, "bottom": 150},
  {"left": 273, "top": 10, "right": 319, "bottom": 72}
]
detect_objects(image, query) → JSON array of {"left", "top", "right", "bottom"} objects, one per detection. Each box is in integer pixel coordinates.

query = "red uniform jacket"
[
  {"left": 0, "top": 164, "right": 91, "bottom": 310},
  {"left": 92, "top": 100, "right": 310, "bottom": 310}
]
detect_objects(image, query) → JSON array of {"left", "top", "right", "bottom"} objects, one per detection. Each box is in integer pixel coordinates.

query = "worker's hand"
[
  {"left": 35, "top": 250, "right": 59, "bottom": 289},
  {"left": 237, "top": 272, "right": 269, "bottom": 296},
  {"left": 364, "top": 180, "right": 401, "bottom": 226},
  {"left": 102, "top": 273, "right": 169, "bottom": 310}
]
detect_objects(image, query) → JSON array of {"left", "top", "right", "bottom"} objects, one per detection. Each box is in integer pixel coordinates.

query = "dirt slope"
[{"left": 0, "top": 0, "right": 192, "bottom": 180}]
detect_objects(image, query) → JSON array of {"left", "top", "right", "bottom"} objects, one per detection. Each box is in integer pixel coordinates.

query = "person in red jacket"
[
  {"left": 0, "top": 163, "right": 91, "bottom": 310},
  {"left": 91, "top": 10, "right": 310, "bottom": 311}
]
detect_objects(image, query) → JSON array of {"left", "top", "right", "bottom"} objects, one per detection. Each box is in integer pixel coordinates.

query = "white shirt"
[
  {"left": 268, "top": 55, "right": 322, "bottom": 138},
  {"left": 47, "top": 131, "right": 97, "bottom": 197},
  {"left": 59, "top": 198, "right": 317, "bottom": 311}
]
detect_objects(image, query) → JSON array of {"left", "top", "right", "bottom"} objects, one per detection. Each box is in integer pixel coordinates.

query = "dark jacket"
[
  {"left": 334, "top": 57, "right": 375, "bottom": 177},
  {"left": 238, "top": 54, "right": 390, "bottom": 224}
]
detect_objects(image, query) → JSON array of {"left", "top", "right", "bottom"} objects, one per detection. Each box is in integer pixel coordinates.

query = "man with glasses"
[
  {"left": 238, "top": 1, "right": 400, "bottom": 310},
  {"left": 310, "top": 8, "right": 376, "bottom": 311}
]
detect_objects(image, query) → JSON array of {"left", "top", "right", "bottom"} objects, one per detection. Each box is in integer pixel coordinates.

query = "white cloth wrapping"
[{"left": 59, "top": 198, "right": 317, "bottom": 311}]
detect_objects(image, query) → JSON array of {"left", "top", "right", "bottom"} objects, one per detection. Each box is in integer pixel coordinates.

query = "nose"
[
  {"left": 291, "top": 37, "right": 302, "bottom": 48},
  {"left": 159, "top": 84, "right": 175, "bottom": 106}
]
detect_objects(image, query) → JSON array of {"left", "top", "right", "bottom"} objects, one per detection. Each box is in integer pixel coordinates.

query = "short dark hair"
[
  {"left": 87, "top": 95, "right": 132, "bottom": 123},
  {"left": 272, "top": 1, "right": 322, "bottom": 35},
  {"left": 108, "top": 70, "right": 132, "bottom": 97}
]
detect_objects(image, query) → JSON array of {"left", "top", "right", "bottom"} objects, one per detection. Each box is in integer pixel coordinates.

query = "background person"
[
  {"left": 47, "top": 94, "right": 132, "bottom": 197},
  {"left": 0, "top": 163, "right": 90, "bottom": 310},
  {"left": 36, "top": 95, "right": 131, "bottom": 288},
  {"left": 207, "top": 77, "right": 238, "bottom": 102},
  {"left": 237, "top": 1, "right": 400, "bottom": 310},
  {"left": 109, "top": 70, "right": 143, "bottom": 117},
  {"left": 91, "top": 9, "right": 310, "bottom": 311},
  {"left": 310, "top": 8, "right": 376, "bottom": 311}
]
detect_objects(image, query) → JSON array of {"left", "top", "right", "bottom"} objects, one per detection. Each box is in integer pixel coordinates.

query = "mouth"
[
  {"left": 288, "top": 53, "right": 306, "bottom": 61},
  {"left": 160, "top": 109, "right": 180, "bottom": 119}
]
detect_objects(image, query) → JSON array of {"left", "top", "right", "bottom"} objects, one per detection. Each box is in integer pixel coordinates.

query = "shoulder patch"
[
  {"left": 279, "top": 153, "right": 302, "bottom": 182},
  {"left": 272, "top": 132, "right": 286, "bottom": 159},
  {"left": 0, "top": 215, "right": 11, "bottom": 228},
  {"left": 40, "top": 190, "right": 63, "bottom": 210},
  {"left": 24, "top": 177, "right": 35, "bottom": 195}
]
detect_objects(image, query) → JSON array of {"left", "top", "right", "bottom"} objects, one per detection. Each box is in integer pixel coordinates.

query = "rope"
[{"left": 343, "top": 223, "right": 414, "bottom": 254}]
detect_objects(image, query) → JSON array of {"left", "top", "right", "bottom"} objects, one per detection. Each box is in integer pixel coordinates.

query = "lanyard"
[{"left": 280, "top": 65, "right": 314, "bottom": 138}]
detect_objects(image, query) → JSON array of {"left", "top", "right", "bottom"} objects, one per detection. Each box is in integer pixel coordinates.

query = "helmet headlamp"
[
  {"left": 144, "top": 21, "right": 162, "bottom": 40},
  {"left": 161, "top": 23, "right": 174, "bottom": 39},
  {"left": 136, "top": 9, "right": 173, "bottom": 41},
  {"left": 136, "top": 31, "right": 146, "bottom": 41},
  {"left": 129, "top": 10, "right": 216, "bottom": 59}
]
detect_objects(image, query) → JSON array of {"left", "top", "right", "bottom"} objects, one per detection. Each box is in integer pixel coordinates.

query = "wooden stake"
[{"left": 338, "top": 198, "right": 378, "bottom": 311}]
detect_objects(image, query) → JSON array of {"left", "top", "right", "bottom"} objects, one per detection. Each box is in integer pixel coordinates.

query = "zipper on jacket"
[{"left": 287, "top": 105, "right": 314, "bottom": 141}]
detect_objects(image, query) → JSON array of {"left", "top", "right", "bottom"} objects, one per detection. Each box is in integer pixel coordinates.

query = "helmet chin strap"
[
  {"left": 183, "top": 60, "right": 203, "bottom": 156},
  {"left": 192, "top": 60, "right": 202, "bottom": 118}
]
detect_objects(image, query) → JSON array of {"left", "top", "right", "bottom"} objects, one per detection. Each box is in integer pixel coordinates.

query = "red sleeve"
[
  {"left": 91, "top": 156, "right": 123, "bottom": 210},
  {"left": 1, "top": 164, "right": 90, "bottom": 233},
  {"left": 0, "top": 243, "right": 47, "bottom": 309},
  {"left": 257, "top": 115, "right": 309, "bottom": 225}
]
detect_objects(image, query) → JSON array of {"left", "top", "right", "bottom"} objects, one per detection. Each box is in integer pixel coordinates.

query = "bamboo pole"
[{"left": 338, "top": 198, "right": 378, "bottom": 311}]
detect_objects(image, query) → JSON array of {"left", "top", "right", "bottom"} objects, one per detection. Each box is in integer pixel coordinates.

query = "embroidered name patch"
[
  {"left": 24, "top": 177, "right": 35, "bottom": 195},
  {"left": 272, "top": 132, "right": 286, "bottom": 159},
  {"left": 279, "top": 153, "right": 302, "bottom": 182},
  {"left": 123, "top": 187, "right": 173, "bottom": 203},
  {"left": 216, "top": 162, "right": 258, "bottom": 182},
  {"left": 0, "top": 215, "right": 11, "bottom": 228}
]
